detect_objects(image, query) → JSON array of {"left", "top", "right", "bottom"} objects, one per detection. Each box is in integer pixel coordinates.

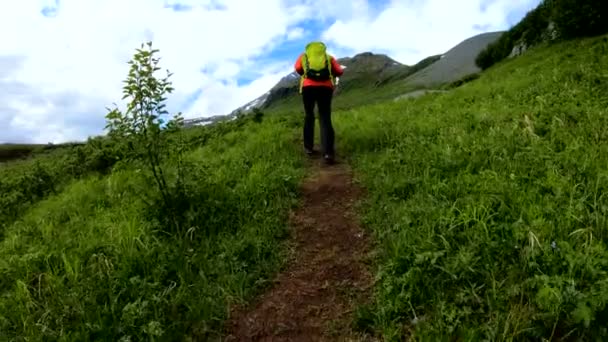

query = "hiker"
[{"left": 294, "top": 41, "right": 344, "bottom": 165}]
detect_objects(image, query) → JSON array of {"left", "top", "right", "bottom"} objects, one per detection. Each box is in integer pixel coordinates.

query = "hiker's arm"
[
  {"left": 330, "top": 57, "right": 343, "bottom": 77},
  {"left": 294, "top": 54, "right": 304, "bottom": 75}
]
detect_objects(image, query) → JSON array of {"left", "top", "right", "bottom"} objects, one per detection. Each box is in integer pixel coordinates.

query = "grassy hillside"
[
  {"left": 476, "top": 0, "right": 608, "bottom": 70},
  {"left": 0, "top": 144, "right": 42, "bottom": 162},
  {"left": 2, "top": 30, "right": 607, "bottom": 342},
  {"left": 262, "top": 71, "right": 432, "bottom": 118},
  {"left": 0, "top": 114, "right": 307, "bottom": 340},
  {"left": 0, "top": 142, "right": 84, "bottom": 163},
  {"left": 0, "top": 122, "right": 251, "bottom": 239},
  {"left": 336, "top": 34, "right": 608, "bottom": 340},
  {"left": 260, "top": 53, "right": 446, "bottom": 116}
]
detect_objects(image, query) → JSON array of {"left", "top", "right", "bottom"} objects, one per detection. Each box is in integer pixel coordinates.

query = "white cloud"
[
  {"left": 0, "top": 0, "right": 308, "bottom": 143},
  {"left": 0, "top": 0, "right": 542, "bottom": 143},
  {"left": 186, "top": 60, "right": 293, "bottom": 116},
  {"left": 287, "top": 27, "right": 305, "bottom": 41}
]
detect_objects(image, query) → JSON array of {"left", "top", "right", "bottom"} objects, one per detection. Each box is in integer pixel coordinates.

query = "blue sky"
[{"left": 0, "top": 0, "right": 541, "bottom": 143}]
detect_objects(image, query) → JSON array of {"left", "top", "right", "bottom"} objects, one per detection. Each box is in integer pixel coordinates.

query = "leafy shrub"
[
  {"left": 445, "top": 73, "right": 480, "bottom": 89},
  {"left": 475, "top": 1, "right": 552, "bottom": 70},
  {"left": 0, "top": 85, "right": 305, "bottom": 341},
  {"left": 0, "top": 138, "right": 127, "bottom": 236},
  {"left": 104, "top": 41, "right": 188, "bottom": 234},
  {"left": 550, "top": 0, "right": 608, "bottom": 39}
]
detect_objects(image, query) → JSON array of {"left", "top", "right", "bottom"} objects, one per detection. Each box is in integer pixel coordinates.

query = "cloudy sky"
[{"left": 1, "top": 0, "right": 541, "bottom": 144}]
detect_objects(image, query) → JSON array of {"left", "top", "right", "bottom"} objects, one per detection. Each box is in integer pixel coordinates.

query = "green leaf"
[{"left": 572, "top": 302, "right": 592, "bottom": 328}]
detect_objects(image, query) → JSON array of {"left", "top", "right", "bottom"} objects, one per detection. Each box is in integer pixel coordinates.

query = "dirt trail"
[{"left": 224, "top": 155, "right": 375, "bottom": 341}]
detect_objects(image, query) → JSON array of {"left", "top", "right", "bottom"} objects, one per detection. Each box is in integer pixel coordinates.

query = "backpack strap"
[
  {"left": 327, "top": 54, "right": 334, "bottom": 86},
  {"left": 303, "top": 53, "right": 310, "bottom": 74},
  {"left": 300, "top": 54, "right": 308, "bottom": 93},
  {"left": 299, "top": 53, "right": 335, "bottom": 94}
]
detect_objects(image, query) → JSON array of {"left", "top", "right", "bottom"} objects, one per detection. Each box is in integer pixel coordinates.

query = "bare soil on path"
[{"left": 224, "top": 154, "right": 376, "bottom": 342}]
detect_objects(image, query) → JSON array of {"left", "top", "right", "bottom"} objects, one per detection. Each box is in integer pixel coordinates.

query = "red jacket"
[{"left": 294, "top": 53, "right": 344, "bottom": 89}]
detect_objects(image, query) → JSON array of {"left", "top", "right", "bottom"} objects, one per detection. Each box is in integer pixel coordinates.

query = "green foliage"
[
  {"left": 551, "top": 0, "right": 608, "bottom": 39},
  {"left": 0, "top": 142, "right": 85, "bottom": 163},
  {"left": 0, "top": 144, "right": 40, "bottom": 162},
  {"left": 252, "top": 107, "right": 265, "bottom": 123},
  {"left": 475, "top": 1, "right": 552, "bottom": 70},
  {"left": 0, "top": 40, "right": 307, "bottom": 341},
  {"left": 105, "top": 41, "right": 187, "bottom": 233},
  {"left": 0, "top": 114, "right": 266, "bottom": 241},
  {"left": 476, "top": 0, "right": 608, "bottom": 70},
  {"left": 3, "top": 19, "right": 607, "bottom": 342},
  {"left": 0, "top": 114, "right": 305, "bottom": 341},
  {"left": 444, "top": 73, "right": 481, "bottom": 89},
  {"left": 0, "top": 141, "right": 122, "bottom": 238},
  {"left": 337, "top": 35, "right": 608, "bottom": 340}
]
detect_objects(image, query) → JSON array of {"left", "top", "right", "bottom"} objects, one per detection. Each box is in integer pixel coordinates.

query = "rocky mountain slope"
[{"left": 404, "top": 31, "right": 504, "bottom": 87}]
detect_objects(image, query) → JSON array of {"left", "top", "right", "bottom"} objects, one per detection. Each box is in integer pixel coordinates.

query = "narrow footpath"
[{"left": 224, "top": 155, "right": 375, "bottom": 341}]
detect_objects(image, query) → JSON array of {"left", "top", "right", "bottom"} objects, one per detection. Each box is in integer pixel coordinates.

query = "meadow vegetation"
[
  {"left": 1, "top": 13, "right": 608, "bottom": 342},
  {"left": 476, "top": 0, "right": 608, "bottom": 70},
  {"left": 338, "top": 34, "right": 608, "bottom": 340},
  {"left": 0, "top": 43, "right": 305, "bottom": 341},
  {"left": 0, "top": 143, "right": 85, "bottom": 163}
]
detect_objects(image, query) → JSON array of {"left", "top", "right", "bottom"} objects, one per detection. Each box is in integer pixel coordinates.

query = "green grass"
[
  {"left": 2, "top": 30, "right": 608, "bottom": 342},
  {"left": 265, "top": 76, "right": 423, "bottom": 116},
  {"left": 0, "top": 143, "right": 84, "bottom": 163},
  {"left": 335, "top": 35, "right": 608, "bottom": 340},
  {"left": 0, "top": 144, "right": 40, "bottom": 162},
  {"left": 0, "top": 118, "right": 264, "bottom": 240},
  {"left": 0, "top": 114, "right": 306, "bottom": 340}
]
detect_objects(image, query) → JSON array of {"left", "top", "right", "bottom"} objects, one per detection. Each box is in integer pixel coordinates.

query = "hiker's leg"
[
  {"left": 302, "top": 87, "right": 316, "bottom": 151},
  {"left": 318, "top": 87, "right": 335, "bottom": 157}
]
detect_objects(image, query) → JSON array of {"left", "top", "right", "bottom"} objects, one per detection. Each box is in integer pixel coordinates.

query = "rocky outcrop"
[
  {"left": 509, "top": 21, "right": 558, "bottom": 58},
  {"left": 509, "top": 41, "right": 528, "bottom": 57}
]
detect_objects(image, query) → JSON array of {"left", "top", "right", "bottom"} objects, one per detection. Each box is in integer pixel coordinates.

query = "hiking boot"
[
  {"left": 323, "top": 154, "right": 335, "bottom": 165},
  {"left": 305, "top": 148, "right": 317, "bottom": 156}
]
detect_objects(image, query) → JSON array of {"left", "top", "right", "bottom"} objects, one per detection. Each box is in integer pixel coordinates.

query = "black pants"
[{"left": 302, "top": 86, "right": 334, "bottom": 156}]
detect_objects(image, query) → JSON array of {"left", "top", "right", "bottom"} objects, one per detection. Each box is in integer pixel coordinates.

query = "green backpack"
[{"left": 301, "top": 42, "right": 334, "bottom": 87}]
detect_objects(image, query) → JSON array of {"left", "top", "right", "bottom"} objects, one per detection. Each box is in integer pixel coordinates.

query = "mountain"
[
  {"left": 230, "top": 52, "right": 407, "bottom": 115},
  {"left": 403, "top": 31, "right": 505, "bottom": 87},
  {"left": 181, "top": 30, "right": 505, "bottom": 127},
  {"left": 231, "top": 31, "right": 504, "bottom": 114},
  {"left": 182, "top": 114, "right": 236, "bottom": 127}
]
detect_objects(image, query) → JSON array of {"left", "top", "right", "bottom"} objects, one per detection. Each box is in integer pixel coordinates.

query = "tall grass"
[
  {"left": 0, "top": 116, "right": 261, "bottom": 240},
  {"left": 3, "top": 28, "right": 607, "bottom": 342},
  {"left": 0, "top": 114, "right": 305, "bottom": 340},
  {"left": 337, "top": 35, "right": 608, "bottom": 340}
]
